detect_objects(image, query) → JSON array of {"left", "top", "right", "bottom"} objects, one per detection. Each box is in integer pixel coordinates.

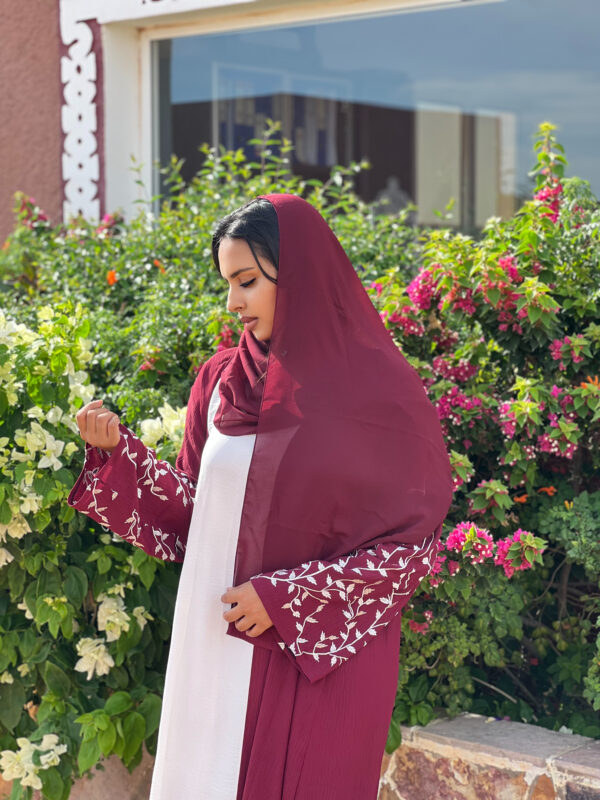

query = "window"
[{"left": 151, "top": 0, "right": 599, "bottom": 232}]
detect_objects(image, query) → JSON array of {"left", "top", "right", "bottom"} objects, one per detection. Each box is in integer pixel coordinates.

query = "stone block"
[
  {"left": 409, "top": 713, "right": 590, "bottom": 769},
  {"left": 388, "top": 741, "right": 530, "bottom": 800},
  {"left": 554, "top": 743, "right": 600, "bottom": 783},
  {"left": 530, "top": 774, "right": 558, "bottom": 800},
  {"left": 565, "top": 784, "right": 600, "bottom": 800}
]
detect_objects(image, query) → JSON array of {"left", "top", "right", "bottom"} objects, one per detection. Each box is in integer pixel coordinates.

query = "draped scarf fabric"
[
  {"left": 214, "top": 327, "right": 269, "bottom": 434},
  {"left": 218, "top": 193, "right": 454, "bottom": 652}
]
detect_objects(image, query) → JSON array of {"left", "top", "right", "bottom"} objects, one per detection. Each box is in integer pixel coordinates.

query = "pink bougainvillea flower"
[{"left": 406, "top": 266, "right": 440, "bottom": 310}]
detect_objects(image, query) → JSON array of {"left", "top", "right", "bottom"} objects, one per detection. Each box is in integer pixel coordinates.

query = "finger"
[
  {"left": 223, "top": 604, "right": 244, "bottom": 623},
  {"left": 97, "top": 410, "right": 115, "bottom": 441},
  {"left": 93, "top": 410, "right": 116, "bottom": 443},
  {"left": 108, "top": 416, "right": 120, "bottom": 446},
  {"left": 234, "top": 616, "right": 252, "bottom": 632},
  {"left": 77, "top": 399, "right": 103, "bottom": 436},
  {"left": 246, "top": 625, "right": 263, "bottom": 638}
]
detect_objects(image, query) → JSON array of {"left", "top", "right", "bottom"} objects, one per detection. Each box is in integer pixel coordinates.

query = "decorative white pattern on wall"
[{"left": 59, "top": 9, "right": 100, "bottom": 221}]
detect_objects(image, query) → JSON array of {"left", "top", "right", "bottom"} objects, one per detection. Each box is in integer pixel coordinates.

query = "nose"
[{"left": 226, "top": 286, "right": 244, "bottom": 314}]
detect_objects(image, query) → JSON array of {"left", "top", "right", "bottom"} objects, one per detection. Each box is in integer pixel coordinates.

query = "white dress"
[{"left": 149, "top": 379, "right": 255, "bottom": 799}]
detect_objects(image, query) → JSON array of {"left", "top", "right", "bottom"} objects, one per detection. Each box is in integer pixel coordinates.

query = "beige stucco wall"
[{"left": 0, "top": 0, "right": 63, "bottom": 243}]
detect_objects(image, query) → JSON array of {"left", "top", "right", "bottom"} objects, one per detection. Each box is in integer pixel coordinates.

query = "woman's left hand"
[{"left": 221, "top": 581, "right": 273, "bottom": 637}]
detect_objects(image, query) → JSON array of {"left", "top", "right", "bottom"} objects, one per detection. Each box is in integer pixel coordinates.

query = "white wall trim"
[{"left": 59, "top": 7, "right": 100, "bottom": 221}]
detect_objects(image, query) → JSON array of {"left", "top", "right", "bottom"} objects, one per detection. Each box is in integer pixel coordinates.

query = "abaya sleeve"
[
  {"left": 250, "top": 529, "right": 440, "bottom": 684},
  {"left": 67, "top": 349, "right": 235, "bottom": 560}
]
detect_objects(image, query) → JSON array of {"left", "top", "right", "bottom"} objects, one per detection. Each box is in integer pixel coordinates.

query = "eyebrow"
[{"left": 224, "top": 267, "right": 255, "bottom": 280}]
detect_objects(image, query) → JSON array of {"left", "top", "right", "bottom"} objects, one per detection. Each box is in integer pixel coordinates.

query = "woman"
[{"left": 69, "top": 193, "right": 453, "bottom": 799}]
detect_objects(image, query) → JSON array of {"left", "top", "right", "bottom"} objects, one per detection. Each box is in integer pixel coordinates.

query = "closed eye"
[{"left": 240, "top": 278, "right": 256, "bottom": 288}]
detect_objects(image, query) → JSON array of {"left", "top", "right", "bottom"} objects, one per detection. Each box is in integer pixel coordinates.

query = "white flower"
[
  {"left": 20, "top": 771, "right": 43, "bottom": 790},
  {"left": 96, "top": 594, "right": 130, "bottom": 641},
  {"left": 64, "top": 441, "right": 78, "bottom": 458},
  {"left": 0, "top": 314, "right": 37, "bottom": 346},
  {"left": 0, "top": 548, "right": 14, "bottom": 568},
  {"left": 0, "top": 512, "right": 32, "bottom": 542},
  {"left": 17, "top": 664, "right": 30, "bottom": 677},
  {"left": 37, "top": 307, "right": 55, "bottom": 321},
  {"left": 0, "top": 671, "right": 14, "bottom": 684},
  {"left": 25, "top": 406, "right": 45, "bottom": 421},
  {"left": 159, "top": 402, "right": 186, "bottom": 441},
  {"left": 17, "top": 601, "right": 33, "bottom": 620},
  {"left": 0, "top": 747, "right": 28, "bottom": 782},
  {"left": 19, "top": 490, "right": 43, "bottom": 515},
  {"left": 106, "top": 582, "right": 133, "bottom": 598},
  {"left": 140, "top": 417, "right": 164, "bottom": 448},
  {"left": 74, "top": 637, "right": 115, "bottom": 680},
  {"left": 133, "top": 606, "right": 153, "bottom": 631},
  {"left": 38, "top": 736, "right": 67, "bottom": 768},
  {"left": 14, "top": 421, "right": 46, "bottom": 455},
  {"left": 45, "top": 406, "right": 64, "bottom": 425},
  {"left": 37, "top": 430, "right": 65, "bottom": 470},
  {"left": 0, "top": 734, "right": 67, "bottom": 789}
]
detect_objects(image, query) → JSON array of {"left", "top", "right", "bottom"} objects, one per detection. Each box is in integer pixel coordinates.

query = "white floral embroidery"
[
  {"left": 81, "top": 471, "right": 110, "bottom": 526},
  {"left": 119, "top": 428, "right": 195, "bottom": 506},
  {"left": 254, "top": 532, "right": 438, "bottom": 668},
  {"left": 73, "top": 425, "right": 197, "bottom": 561}
]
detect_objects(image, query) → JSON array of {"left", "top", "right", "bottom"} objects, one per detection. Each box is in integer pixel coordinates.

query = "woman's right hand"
[{"left": 75, "top": 399, "right": 121, "bottom": 454}]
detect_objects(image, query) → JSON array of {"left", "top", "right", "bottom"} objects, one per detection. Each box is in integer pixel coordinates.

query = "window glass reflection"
[{"left": 153, "top": 0, "right": 599, "bottom": 232}]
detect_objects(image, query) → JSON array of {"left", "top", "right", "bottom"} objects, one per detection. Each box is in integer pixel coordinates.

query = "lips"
[{"left": 240, "top": 317, "right": 258, "bottom": 324}]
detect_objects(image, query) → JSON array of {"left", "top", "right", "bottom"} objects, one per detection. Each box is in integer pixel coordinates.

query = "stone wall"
[{"left": 379, "top": 713, "right": 600, "bottom": 800}]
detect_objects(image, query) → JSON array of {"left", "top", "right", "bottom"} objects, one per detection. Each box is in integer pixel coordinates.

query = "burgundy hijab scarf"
[{"left": 215, "top": 193, "right": 453, "bottom": 650}]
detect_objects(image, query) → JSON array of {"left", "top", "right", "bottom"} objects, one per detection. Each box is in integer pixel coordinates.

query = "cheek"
[{"left": 267, "top": 287, "right": 277, "bottom": 317}]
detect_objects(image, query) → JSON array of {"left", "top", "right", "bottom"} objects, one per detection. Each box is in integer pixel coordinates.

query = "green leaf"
[
  {"left": 416, "top": 703, "right": 434, "bottom": 726},
  {"left": 36, "top": 568, "right": 61, "bottom": 598},
  {"left": 64, "top": 566, "right": 88, "bottom": 607},
  {"left": 0, "top": 502, "right": 11, "bottom": 525},
  {"left": 40, "top": 767, "right": 64, "bottom": 800},
  {"left": 527, "top": 305, "right": 542, "bottom": 324},
  {"left": 30, "top": 509, "right": 52, "bottom": 532},
  {"left": 0, "top": 680, "right": 25, "bottom": 731},
  {"left": 98, "top": 722, "right": 117, "bottom": 757},
  {"left": 44, "top": 661, "right": 71, "bottom": 697},
  {"left": 104, "top": 691, "right": 132, "bottom": 716},
  {"left": 97, "top": 554, "right": 112, "bottom": 575},
  {"left": 8, "top": 564, "right": 25, "bottom": 600},
  {"left": 407, "top": 674, "right": 429, "bottom": 704},
  {"left": 487, "top": 287, "right": 500, "bottom": 306},
  {"left": 137, "top": 693, "right": 162, "bottom": 738},
  {"left": 78, "top": 737, "right": 101, "bottom": 774},
  {"left": 122, "top": 711, "right": 146, "bottom": 765},
  {"left": 138, "top": 559, "right": 157, "bottom": 591},
  {"left": 384, "top": 716, "right": 402, "bottom": 754}
]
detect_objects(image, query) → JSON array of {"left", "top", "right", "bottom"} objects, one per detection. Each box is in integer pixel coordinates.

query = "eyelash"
[{"left": 240, "top": 278, "right": 256, "bottom": 288}]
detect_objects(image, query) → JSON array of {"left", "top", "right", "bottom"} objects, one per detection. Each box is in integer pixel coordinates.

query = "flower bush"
[
  {"left": 0, "top": 120, "right": 598, "bottom": 797},
  {"left": 372, "top": 123, "right": 600, "bottom": 748},
  {"left": 0, "top": 305, "right": 173, "bottom": 799}
]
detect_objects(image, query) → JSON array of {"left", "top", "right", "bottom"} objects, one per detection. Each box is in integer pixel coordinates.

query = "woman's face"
[{"left": 220, "top": 237, "right": 278, "bottom": 342}]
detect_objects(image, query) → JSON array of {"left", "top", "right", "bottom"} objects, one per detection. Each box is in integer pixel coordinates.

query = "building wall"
[{"left": 0, "top": 0, "right": 63, "bottom": 242}]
